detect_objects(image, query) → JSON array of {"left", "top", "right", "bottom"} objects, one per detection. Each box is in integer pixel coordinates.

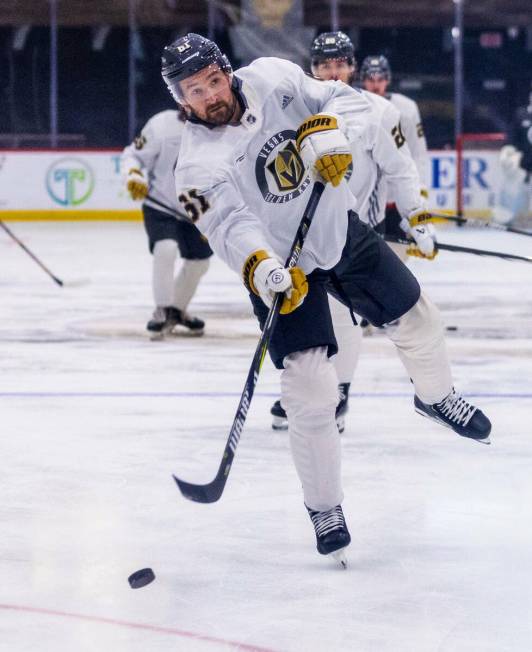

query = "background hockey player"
[
  {"left": 272, "top": 31, "right": 359, "bottom": 432},
  {"left": 121, "top": 110, "right": 212, "bottom": 337},
  {"left": 510, "top": 90, "right": 532, "bottom": 181},
  {"left": 163, "top": 33, "right": 492, "bottom": 566},
  {"left": 272, "top": 32, "right": 436, "bottom": 431},
  {"left": 360, "top": 54, "right": 432, "bottom": 260},
  {"left": 495, "top": 90, "right": 532, "bottom": 224}
]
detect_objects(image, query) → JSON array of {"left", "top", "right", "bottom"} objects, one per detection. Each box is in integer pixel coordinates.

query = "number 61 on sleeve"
[{"left": 178, "top": 189, "right": 210, "bottom": 222}]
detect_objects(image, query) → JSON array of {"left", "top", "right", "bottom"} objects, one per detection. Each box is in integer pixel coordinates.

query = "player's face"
[
  {"left": 312, "top": 58, "right": 354, "bottom": 84},
  {"left": 180, "top": 65, "right": 238, "bottom": 126},
  {"left": 362, "top": 76, "right": 389, "bottom": 96}
]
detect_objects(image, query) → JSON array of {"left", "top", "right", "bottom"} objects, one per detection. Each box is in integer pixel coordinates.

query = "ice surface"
[{"left": 1, "top": 222, "right": 532, "bottom": 652}]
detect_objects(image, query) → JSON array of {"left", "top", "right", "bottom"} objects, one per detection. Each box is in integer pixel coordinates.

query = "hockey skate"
[
  {"left": 359, "top": 317, "right": 374, "bottom": 336},
  {"left": 307, "top": 504, "right": 351, "bottom": 568},
  {"left": 270, "top": 400, "right": 289, "bottom": 430},
  {"left": 147, "top": 307, "right": 205, "bottom": 340},
  {"left": 146, "top": 306, "right": 180, "bottom": 340},
  {"left": 171, "top": 307, "right": 205, "bottom": 336},
  {"left": 271, "top": 385, "right": 349, "bottom": 433},
  {"left": 414, "top": 388, "right": 491, "bottom": 444}
]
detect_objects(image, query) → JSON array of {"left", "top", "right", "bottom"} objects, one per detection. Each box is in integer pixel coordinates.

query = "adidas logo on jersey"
[{"left": 281, "top": 94, "right": 294, "bottom": 110}]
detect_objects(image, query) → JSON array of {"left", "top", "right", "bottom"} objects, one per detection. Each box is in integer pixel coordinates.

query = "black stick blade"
[
  {"left": 172, "top": 474, "right": 224, "bottom": 504},
  {"left": 507, "top": 226, "right": 532, "bottom": 237}
]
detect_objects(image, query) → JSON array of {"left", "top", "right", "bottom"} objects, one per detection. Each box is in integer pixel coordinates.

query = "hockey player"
[
  {"left": 272, "top": 32, "right": 360, "bottom": 432},
  {"left": 271, "top": 32, "right": 436, "bottom": 431},
  {"left": 163, "top": 33, "right": 491, "bottom": 565},
  {"left": 510, "top": 91, "right": 532, "bottom": 179},
  {"left": 121, "top": 110, "right": 212, "bottom": 338},
  {"left": 309, "top": 30, "right": 358, "bottom": 86},
  {"left": 360, "top": 54, "right": 432, "bottom": 259},
  {"left": 495, "top": 92, "right": 532, "bottom": 223}
]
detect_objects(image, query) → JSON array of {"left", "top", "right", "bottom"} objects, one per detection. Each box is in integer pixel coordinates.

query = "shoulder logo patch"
[
  {"left": 281, "top": 94, "right": 294, "bottom": 110},
  {"left": 134, "top": 135, "right": 146, "bottom": 150}
]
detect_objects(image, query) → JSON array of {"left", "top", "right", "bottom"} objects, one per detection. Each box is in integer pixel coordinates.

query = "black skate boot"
[
  {"left": 414, "top": 388, "right": 491, "bottom": 444},
  {"left": 271, "top": 384, "right": 349, "bottom": 433},
  {"left": 307, "top": 504, "right": 351, "bottom": 568},
  {"left": 146, "top": 306, "right": 179, "bottom": 339},
  {"left": 170, "top": 307, "right": 205, "bottom": 336}
]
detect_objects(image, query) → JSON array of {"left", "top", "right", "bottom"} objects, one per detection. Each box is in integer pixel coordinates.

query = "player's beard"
[{"left": 203, "top": 95, "right": 238, "bottom": 126}]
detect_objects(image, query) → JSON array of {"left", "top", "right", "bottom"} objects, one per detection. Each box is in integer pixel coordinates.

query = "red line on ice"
[{"left": 0, "top": 603, "right": 277, "bottom": 652}]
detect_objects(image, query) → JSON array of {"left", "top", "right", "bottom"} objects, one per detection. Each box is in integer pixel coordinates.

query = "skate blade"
[
  {"left": 415, "top": 406, "right": 449, "bottom": 428},
  {"left": 149, "top": 328, "right": 204, "bottom": 341},
  {"left": 168, "top": 328, "right": 205, "bottom": 338},
  {"left": 148, "top": 326, "right": 175, "bottom": 341},
  {"left": 330, "top": 548, "right": 348, "bottom": 569},
  {"left": 336, "top": 415, "right": 345, "bottom": 434}
]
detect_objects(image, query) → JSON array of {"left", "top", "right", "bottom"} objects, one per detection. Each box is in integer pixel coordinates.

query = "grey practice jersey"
[
  {"left": 175, "top": 57, "right": 425, "bottom": 278},
  {"left": 121, "top": 110, "right": 184, "bottom": 215},
  {"left": 387, "top": 92, "right": 430, "bottom": 195}
]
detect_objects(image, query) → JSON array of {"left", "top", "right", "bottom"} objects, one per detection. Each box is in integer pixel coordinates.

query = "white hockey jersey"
[
  {"left": 121, "top": 110, "right": 184, "bottom": 215},
  {"left": 387, "top": 92, "right": 430, "bottom": 195},
  {"left": 174, "top": 58, "right": 424, "bottom": 278},
  {"left": 344, "top": 89, "right": 422, "bottom": 228}
]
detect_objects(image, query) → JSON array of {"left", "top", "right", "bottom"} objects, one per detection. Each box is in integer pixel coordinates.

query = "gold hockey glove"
[
  {"left": 126, "top": 168, "right": 149, "bottom": 201},
  {"left": 243, "top": 250, "right": 308, "bottom": 314},
  {"left": 296, "top": 113, "right": 352, "bottom": 187}
]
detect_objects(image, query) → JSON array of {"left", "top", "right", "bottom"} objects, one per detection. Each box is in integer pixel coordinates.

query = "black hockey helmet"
[
  {"left": 310, "top": 31, "right": 355, "bottom": 66},
  {"left": 360, "top": 55, "right": 391, "bottom": 81},
  {"left": 161, "top": 33, "right": 232, "bottom": 102}
]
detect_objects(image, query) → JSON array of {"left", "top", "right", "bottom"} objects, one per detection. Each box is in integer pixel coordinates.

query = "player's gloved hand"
[
  {"left": 406, "top": 241, "right": 438, "bottom": 260},
  {"left": 296, "top": 113, "right": 352, "bottom": 187},
  {"left": 401, "top": 208, "right": 438, "bottom": 260},
  {"left": 126, "top": 168, "right": 149, "bottom": 201},
  {"left": 243, "top": 250, "right": 308, "bottom": 314}
]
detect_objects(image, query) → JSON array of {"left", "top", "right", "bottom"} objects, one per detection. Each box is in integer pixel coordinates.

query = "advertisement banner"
[
  {"left": 429, "top": 149, "right": 501, "bottom": 218},
  {"left": 0, "top": 151, "right": 140, "bottom": 220},
  {"left": 0, "top": 148, "right": 503, "bottom": 220}
]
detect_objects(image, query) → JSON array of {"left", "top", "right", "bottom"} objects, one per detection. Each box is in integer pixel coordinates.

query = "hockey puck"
[
  {"left": 128, "top": 568, "right": 155, "bottom": 589},
  {"left": 446, "top": 325, "right": 458, "bottom": 331}
]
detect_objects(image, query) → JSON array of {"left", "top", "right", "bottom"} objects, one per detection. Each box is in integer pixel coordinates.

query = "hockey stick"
[
  {"left": 145, "top": 194, "right": 191, "bottom": 222},
  {"left": 0, "top": 219, "right": 66, "bottom": 287},
  {"left": 385, "top": 234, "right": 532, "bottom": 264},
  {"left": 173, "top": 181, "right": 326, "bottom": 503},
  {"left": 431, "top": 213, "right": 532, "bottom": 237}
]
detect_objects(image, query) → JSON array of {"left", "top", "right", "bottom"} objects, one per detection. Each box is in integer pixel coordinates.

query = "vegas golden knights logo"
[
  {"left": 255, "top": 130, "right": 311, "bottom": 203},
  {"left": 266, "top": 141, "right": 305, "bottom": 192}
]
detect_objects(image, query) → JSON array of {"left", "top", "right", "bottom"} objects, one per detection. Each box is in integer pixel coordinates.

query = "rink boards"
[
  {"left": 0, "top": 150, "right": 141, "bottom": 221},
  {"left": 0, "top": 147, "right": 503, "bottom": 220}
]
